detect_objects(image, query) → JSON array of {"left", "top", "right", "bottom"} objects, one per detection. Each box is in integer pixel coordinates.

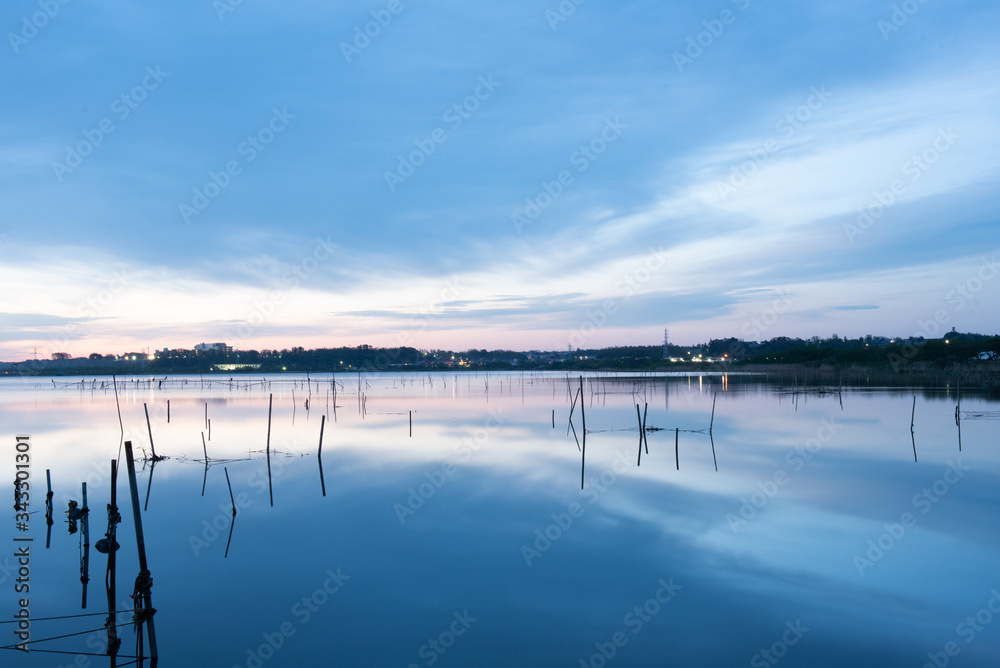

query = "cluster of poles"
[
  {"left": 565, "top": 376, "right": 719, "bottom": 490},
  {"left": 3, "top": 442, "right": 158, "bottom": 666}
]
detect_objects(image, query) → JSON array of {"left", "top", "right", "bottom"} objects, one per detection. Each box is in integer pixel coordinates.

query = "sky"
[{"left": 1, "top": 0, "right": 998, "bottom": 361}]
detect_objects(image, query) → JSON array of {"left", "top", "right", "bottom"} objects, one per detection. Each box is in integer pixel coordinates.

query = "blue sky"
[{"left": 1, "top": 0, "right": 998, "bottom": 360}]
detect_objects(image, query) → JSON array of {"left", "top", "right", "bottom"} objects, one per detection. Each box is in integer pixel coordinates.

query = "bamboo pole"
[
  {"left": 143, "top": 403, "right": 157, "bottom": 460},
  {"left": 636, "top": 404, "right": 643, "bottom": 466},
  {"left": 318, "top": 415, "right": 327, "bottom": 497},
  {"left": 266, "top": 431, "right": 274, "bottom": 509},
  {"left": 266, "top": 393, "right": 273, "bottom": 455},
  {"left": 710, "top": 432, "right": 718, "bottom": 472},
  {"left": 108, "top": 460, "right": 118, "bottom": 667},
  {"left": 674, "top": 428, "right": 679, "bottom": 470},
  {"left": 45, "top": 469, "right": 53, "bottom": 549},
  {"left": 81, "top": 482, "right": 90, "bottom": 609},
  {"left": 123, "top": 440, "right": 158, "bottom": 664},
  {"left": 201, "top": 432, "right": 209, "bottom": 497},
  {"left": 224, "top": 467, "right": 236, "bottom": 559},
  {"left": 709, "top": 393, "right": 716, "bottom": 433}
]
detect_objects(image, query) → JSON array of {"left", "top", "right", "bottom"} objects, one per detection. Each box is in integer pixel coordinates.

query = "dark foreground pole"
[{"left": 124, "top": 440, "right": 158, "bottom": 665}]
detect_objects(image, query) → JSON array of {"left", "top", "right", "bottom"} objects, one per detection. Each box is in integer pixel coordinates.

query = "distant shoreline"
[{"left": 3, "top": 360, "right": 998, "bottom": 390}]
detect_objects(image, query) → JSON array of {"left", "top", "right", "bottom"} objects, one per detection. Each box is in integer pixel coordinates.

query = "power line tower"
[{"left": 662, "top": 328, "right": 669, "bottom": 359}]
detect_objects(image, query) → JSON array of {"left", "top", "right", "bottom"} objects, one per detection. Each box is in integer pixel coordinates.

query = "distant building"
[{"left": 194, "top": 342, "right": 232, "bottom": 354}]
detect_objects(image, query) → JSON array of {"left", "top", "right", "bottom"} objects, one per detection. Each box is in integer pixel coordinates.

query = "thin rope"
[
  {"left": 0, "top": 647, "right": 144, "bottom": 659},
  {"left": 0, "top": 610, "right": 132, "bottom": 624},
  {"left": 0, "top": 621, "right": 131, "bottom": 648}
]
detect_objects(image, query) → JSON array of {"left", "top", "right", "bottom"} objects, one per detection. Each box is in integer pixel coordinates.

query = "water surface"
[{"left": 2, "top": 372, "right": 998, "bottom": 667}]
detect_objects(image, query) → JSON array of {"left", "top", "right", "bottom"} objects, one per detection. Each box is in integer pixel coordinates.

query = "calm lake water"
[{"left": 3, "top": 372, "right": 999, "bottom": 667}]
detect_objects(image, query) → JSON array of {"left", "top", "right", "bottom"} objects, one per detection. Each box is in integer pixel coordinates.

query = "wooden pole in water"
[
  {"left": 409, "top": 410, "right": 412, "bottom": 437},
  {"left": 81, "top": 482, "right": 90, "bottom": 609},
  {"left": 224, "top": 467, "right": 236, "bottom": 559},
  {"left": 552, "top": 409, "right": 555, "bottom": 428},
  {"left": 318, "top": 414, "right": 327, "bottom": 497},
  {"left": 143, "top": 459, "right": 156, "bottom": 512},
  {"left": 45, "top": 469, "right": 53, "bottom": 549},
  {"left": 266, "top": 393, "right": 274, "bottom": 507},
  {"left": 123, "top": 440, "right": 158, "bottom": 664},
  {"left": 201, "top": 432, "right": 209, "bottom": 497},
  {"left": 579, "top": 376, "right": 586, "bottom": 435},
  {"left": 266, "top": 393, "right": 273, "bottom": 455},
  {"left": 143, "top": 403, "right": 157, "bottom": 460},
  {"left": 910, "top": 396, "right": 916, "bottom": 432},
  {"left": 225, "top": 467, "right": 236, "bottom": 511},
  {"left": 709, "top": 393, "right": 716, "bottom": 434},
  {"left": 636, "top": 404, "right": 644, "bottom": 466},
  {"left": 166, "top": 400, "right": 170, "bottom": 424},
  {"left": 710, "top": 432, "right": 718, "bottom": 472},
  {"left": 108, "top": 460, "right": 118, "bottom": 667},
  {"left": 675, "top": 428, "right": 679, "bottom": 470}
]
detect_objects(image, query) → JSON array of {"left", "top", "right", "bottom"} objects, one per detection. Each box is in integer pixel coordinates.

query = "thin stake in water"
[
  {"left": 318, "top": 415, "right": 327, "bottom": 497},
  {"left": 675, "top": 427, "right": 679, "bottom": 471}
]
